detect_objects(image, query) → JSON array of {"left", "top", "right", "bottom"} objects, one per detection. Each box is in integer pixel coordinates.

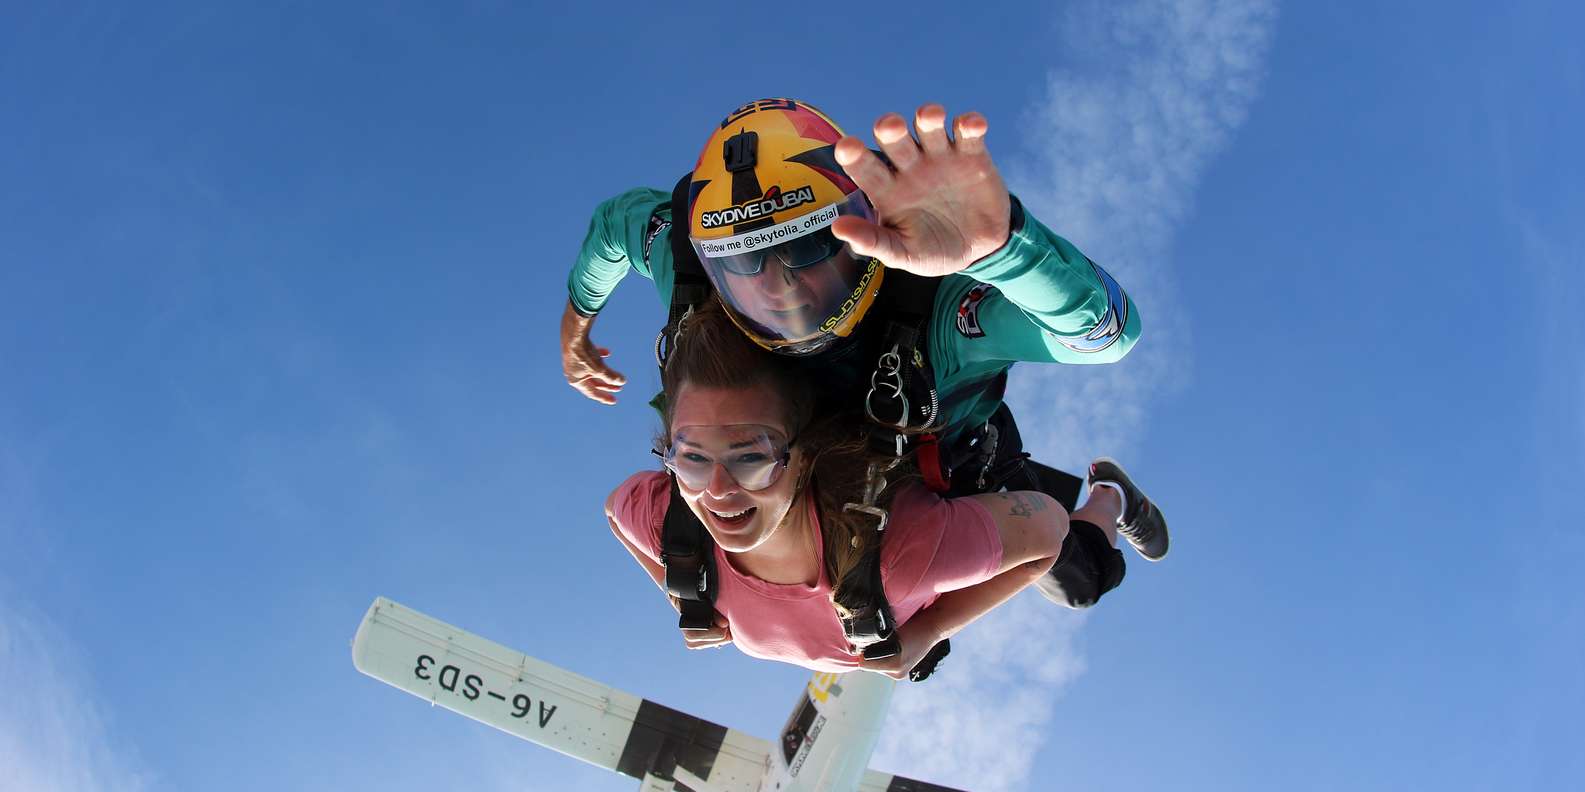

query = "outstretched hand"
[
  {"left": 831, "top": 104, "right": 1012, "bottom": 278},
  {"left": 560, "top": 300, "right": 626, "bottom": 405}
]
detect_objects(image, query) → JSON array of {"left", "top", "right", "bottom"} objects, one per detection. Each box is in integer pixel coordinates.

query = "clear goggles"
[
  {"left": 659, "top": 424, "right": 794, "bottom": 492},
  {"left": 690, "top": 190, "right": 874, "bottom": 277}
]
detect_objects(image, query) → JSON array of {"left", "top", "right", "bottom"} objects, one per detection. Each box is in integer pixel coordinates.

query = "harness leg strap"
[{"left": 945, "top": 403, "right": 1084, "bottom": 509}]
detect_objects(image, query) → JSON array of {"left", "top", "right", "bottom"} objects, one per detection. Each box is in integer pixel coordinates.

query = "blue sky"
[{"left": 2, "top": 2, "right": 1581, "bottom": 790}]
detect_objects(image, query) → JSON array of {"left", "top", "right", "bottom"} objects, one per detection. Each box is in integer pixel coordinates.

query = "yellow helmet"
[{"left": 686, "top": 98, "right": 884, "bottom": 356}]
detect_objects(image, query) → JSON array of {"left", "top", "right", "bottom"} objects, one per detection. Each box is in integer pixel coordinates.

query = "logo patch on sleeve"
[
  {"left": 642, "top": 211, "right": 670, "bottom": 267},
  {"left": 956, "top": 283, "right": 995, "bottom": 338},
  {"left": 1053, "top": 259, "right": 1129, "bottom": 353}
]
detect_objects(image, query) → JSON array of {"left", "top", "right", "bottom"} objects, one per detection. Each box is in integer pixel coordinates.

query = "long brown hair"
[{"left": 659, "top": 298, "right": 914, "bottom": 612}]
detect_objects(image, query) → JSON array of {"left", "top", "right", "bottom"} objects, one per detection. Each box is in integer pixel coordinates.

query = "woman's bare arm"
[
  {"left": 858, "top": 490, "right": 1066, "bottom": 678},
  {"left": 605, "top": 490, "right": 669, "bottom": 592},
  {"left": 605, "top": 488, "right": 733, "bottom": 649},
  {"left": 974, "top": 490, "right": 1070, "bottom": 576}
]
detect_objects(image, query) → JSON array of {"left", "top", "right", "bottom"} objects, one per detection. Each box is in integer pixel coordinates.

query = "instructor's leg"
[
  {"left": 1037, "top": 483, "right": 1126, "bottom": 609},
  {"left": 1071, "top": 483, "right": 1120, "bottom": 547}
]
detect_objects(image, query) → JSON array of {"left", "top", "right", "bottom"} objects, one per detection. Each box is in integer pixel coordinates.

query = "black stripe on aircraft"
[
  {"left": 614, "top": 698, "right": 729, "bottom": 788},
  {"left": 886, "top": 776, "right": 968, "bottom": 792}
]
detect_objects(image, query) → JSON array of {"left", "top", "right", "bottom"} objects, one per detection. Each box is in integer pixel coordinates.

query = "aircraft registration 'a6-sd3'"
[{"left": 352, "top": 597, "right": 963, "bottom": 792}]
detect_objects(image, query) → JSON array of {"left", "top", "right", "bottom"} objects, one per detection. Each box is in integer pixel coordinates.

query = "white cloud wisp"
[
  {"left": 0, "top": 602, "right": 150, "bottom": 792},
  {"left": 874, "top": 2, "right": 1278, "bottom": 789}
]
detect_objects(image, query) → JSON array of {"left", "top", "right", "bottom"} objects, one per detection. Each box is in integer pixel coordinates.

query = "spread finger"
[
  {"left": 952, "top": 111, "right": 989, "bottom": 155},
  {"left": 872, "top": 112, "right": 920, "bottom": 170},
  {"left": 835, "top": 136, "right": 894, "bottom": 195},
  {"left": 915, "top": 104, "right": 951, "bottom": 155}
]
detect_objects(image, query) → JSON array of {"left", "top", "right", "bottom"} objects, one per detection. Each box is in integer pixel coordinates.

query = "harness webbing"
[
  {"left": 833, "top": 539, "right": 899, "bottom": 660},
  {"left": 660, "top": 480, "right": 718, "bottom": 632},
  {"left": 656, "top": 174, "right": 710, "bottom": 370}
]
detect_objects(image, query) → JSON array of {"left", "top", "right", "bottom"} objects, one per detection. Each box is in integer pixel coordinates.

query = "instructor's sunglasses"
[
  {"left": 658, "top": 424, "right": 794, "bottom": 492},
  {"left": 716, "top": 227, "right": 846, "bottom": 277}
]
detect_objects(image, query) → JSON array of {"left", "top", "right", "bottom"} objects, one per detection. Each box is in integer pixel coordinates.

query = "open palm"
[{"left": 832, "top": 104, "right": 1012, "bottom": 278}]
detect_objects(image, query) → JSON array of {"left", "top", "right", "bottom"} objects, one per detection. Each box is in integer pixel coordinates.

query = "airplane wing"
[
  {"left": 352, "top": 597, "right": 770, "bottom": 791},
  {"left": 858, "top": 770, "right": 968, "bottom": 792}
]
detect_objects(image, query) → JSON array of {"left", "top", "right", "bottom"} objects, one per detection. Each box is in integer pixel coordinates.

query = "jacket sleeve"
[
  {"left": 565, "top": 188, "right": 672, "bottom": 316},
  {"left": 934, "top": 196, "right": 1142, "bottom": 368}
]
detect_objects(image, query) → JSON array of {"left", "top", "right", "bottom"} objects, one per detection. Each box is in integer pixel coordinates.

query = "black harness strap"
[
  {"left": 660, "top": 481, "right": 718, "bottom": 632},
  {"left": 667, "top": 174, "right": 707, "bottom": 293},
  {"left": 908, "top": 640, "right": 951, "bottom": 682},
  {"left": 834, "top": 544, "right": 899, "bottom": 658},
  {"left": 834, "top": 535, "right": 951, "bottom": 683},
  {"left": 656, "top": 173, "right": 711, "bottom": 369},
  {"left": 657, "top": 175, "right": 719, "bottom": 633},
  {"left": 945, "top": 402, "right": 1083, "bottom": 511}
]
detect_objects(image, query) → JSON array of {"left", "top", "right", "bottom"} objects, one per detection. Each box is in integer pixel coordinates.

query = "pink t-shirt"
[{"left": 610, "top": 470, "right": 1002, "bottom": 672}]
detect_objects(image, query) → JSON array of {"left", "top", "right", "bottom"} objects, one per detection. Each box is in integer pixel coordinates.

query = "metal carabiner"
[
  {"left": 975, "top": 423, "right": 1001, "bottom": 492},
  {"left": 864, "top": 345, "right": 910, "bottom": 429},
  {"left": 843, "top": 458, "right": 897, "bottom": 532},
  {"left": 842, "top": 502, "right": 890, "bottom": 532},
  {"left": 655, "top": 305, "right": 695, "bottom": 369}
]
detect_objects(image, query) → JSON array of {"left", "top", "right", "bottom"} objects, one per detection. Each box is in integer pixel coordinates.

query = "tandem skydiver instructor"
[{"left": 559, "top": 98, "right": 1167, "bottom": 611}]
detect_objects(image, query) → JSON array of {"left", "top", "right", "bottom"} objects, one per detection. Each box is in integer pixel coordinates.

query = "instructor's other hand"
[
  {"left": 831, "top": 104, "right": 1011, "bottom": 278},
  {"left": 560, "top": 300, "right": 626, "bottom": 405}
]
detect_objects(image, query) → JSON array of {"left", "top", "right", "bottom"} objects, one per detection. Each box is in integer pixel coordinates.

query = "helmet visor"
[
  {"left": 691, "top": 191, "right": 876, "bottom": 346},
  {"left": 663, "top": 424, "right": 793, "bottom": 492}
]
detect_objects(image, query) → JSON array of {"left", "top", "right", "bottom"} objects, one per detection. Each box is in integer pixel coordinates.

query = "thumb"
[
  {"left": 833, "top": 216, "right": 905, "bottom": 269},
  {"left": 853, "top": 657, "right": 898, "bottom": 679},
  {"left": 832, "top": 216, "right": 883, "bottom": 259},
  {"left": 592, "top": 352, "right": 627, "bottom": 384}
]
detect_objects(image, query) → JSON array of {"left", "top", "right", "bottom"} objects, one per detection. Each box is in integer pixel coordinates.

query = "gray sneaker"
[{"left": 1089, "top": 458, "right": 1168, "bottom": 561}]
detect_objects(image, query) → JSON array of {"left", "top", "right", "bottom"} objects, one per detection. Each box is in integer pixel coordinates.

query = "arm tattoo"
[{"left": 993, "top": 492, "right": 1046, "bottom": 518}]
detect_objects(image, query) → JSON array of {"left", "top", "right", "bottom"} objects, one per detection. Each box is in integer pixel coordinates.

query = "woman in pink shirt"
[{"left": 606, "top": 300, "right": 1130, "bottom": 678}]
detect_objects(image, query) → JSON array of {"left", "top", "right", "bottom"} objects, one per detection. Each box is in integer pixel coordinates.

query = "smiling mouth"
[{"left": 708, "top": 506, "right": 757, "bottom": 528}]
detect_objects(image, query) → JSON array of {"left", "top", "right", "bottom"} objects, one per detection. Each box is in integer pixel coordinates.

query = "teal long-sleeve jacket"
[{"left": 567, "top": 188, "right": 1142, "bottom": 442}]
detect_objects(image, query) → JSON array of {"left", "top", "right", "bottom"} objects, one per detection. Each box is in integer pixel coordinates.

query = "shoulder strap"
[
  {"left": 872, "top": 268, "right": 940, "bottom": 329},
  {"left": 668, "top": 174, "right": 711, "bottom": 309},
  {"left": 834, "top": 544, "right": 897, "bottom": 658},
  {"left": 656, "top": 173, "right": 715, "bottom": 370},
  {"left": 660, "top": 479, "right": 718, "bottom": 631},
  {"left": 667, "top": 173, "right": 709, "bottom": 290},
  {"left": 834, "top": 537, "right": 951, "bottom": 682}
]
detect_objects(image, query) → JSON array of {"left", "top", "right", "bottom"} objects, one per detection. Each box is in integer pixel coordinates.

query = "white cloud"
[
  {"left": 876, "top": 1, "right": 1278, "bottom": 788},
  {"left": 1008, "top": 0, "right": 1278, "bottom": 471},
  {"left": 871, "top": 596, "right": 1087, "bottom": 791},
  {"left": 1509, "top": 216, "right": 1585, "bottom": 533},
  {"left": 0, "top": 451, "right": 149, "bottom": 792},
  {"left": 0, "top": 602, "right": 151, "bottom": 792}
]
